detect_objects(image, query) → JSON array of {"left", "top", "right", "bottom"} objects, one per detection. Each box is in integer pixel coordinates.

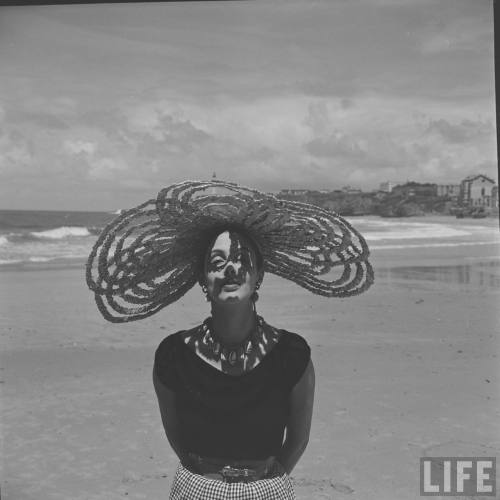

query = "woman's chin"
[
  {"left": 214, "top": 291, "right": 251, "bottom": 304},
  {"left": 218, "top": 294, "right": 242, "bottom": 302}
]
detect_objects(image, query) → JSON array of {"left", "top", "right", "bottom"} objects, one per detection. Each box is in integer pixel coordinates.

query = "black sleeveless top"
[{"left": 153, "top": 327, "right": 310, "bottom": 460}]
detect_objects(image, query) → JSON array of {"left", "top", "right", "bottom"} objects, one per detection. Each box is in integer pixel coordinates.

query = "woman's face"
[{"left": 204, "top": 231, "right": 260, "bottom": 305}]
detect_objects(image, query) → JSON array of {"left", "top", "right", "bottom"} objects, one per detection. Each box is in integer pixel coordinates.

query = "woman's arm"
[
  {"left": 277, "top": 359, "right": 315, "bottom": 474},
  {"left": 152, "top": 369, "right": 187, "bottom": 463}
]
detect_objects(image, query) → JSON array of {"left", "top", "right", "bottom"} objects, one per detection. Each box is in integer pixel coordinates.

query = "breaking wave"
[{"left": 29, "top": 226, "right": 91, "bottom": 239}]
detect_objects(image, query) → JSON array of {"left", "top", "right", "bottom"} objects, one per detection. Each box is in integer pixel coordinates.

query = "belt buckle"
[{"left": 220, "top": 465, "right": 255, "bottom": 483}]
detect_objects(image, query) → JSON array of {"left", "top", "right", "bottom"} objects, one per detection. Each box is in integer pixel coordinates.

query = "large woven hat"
[{"left": 86, "top": 179, "right": 374, "bottom": 322}]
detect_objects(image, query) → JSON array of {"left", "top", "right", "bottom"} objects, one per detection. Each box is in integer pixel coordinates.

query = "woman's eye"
[{"left": 210, "top": 258, "right": 225, "bottom": 269}]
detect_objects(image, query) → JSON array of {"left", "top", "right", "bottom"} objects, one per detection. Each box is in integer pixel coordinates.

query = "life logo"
[{"left": 420, "top": 457, "right": 496, "bottom": 496}]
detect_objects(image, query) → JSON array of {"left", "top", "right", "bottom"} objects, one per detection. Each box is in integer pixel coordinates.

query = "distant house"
[
  {"left": 492, "top": 185, "right": 498, "bottom": 210},
  {"left": 341, "top": 185, "right": 362, "bottom": 194},
  {"left": 391, "top": 182, "right": 437, "bottom": 198},
  {"left": 460, "top": 174, "right": 496, "bottom": 208},
  {"left": 379, "top": 181, "right": 397, "bottom": 193},
  {"left": 436, "top": 184, "right": 460, "bottom": 199},
  {"left": 279, "top": 189, "right": 310, "bottom": 195}
]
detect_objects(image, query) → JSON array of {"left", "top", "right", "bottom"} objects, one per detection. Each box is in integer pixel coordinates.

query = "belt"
[{"left": 185, "top": 453, "right": 282, "bottom": 483}]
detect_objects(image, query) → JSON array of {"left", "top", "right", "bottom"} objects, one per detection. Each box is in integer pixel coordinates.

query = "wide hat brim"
[{"left": 86, "top": 180, "right": 374, "bottom": 322}]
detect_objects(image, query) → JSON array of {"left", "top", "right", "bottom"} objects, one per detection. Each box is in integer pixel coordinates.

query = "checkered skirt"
[{"left": 169, "top": 463, "right": 296, "bottom": 500}]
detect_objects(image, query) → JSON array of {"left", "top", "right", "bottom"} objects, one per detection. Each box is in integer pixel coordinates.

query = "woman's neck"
[{"left": 210, "top": 301, "right": 256, "bottom": 345}]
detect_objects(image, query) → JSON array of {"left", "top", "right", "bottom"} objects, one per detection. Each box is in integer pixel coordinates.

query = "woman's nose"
[{"left": 224, "top": 263, "right": 237, "bottom": 277}]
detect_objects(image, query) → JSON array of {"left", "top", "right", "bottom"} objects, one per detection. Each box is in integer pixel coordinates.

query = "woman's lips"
[{"left": 222, "top": 282, "right": 240, "bottom": 291}]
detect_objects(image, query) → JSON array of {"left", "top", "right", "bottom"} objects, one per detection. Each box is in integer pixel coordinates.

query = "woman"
[{"left": 86, "top": 180, "right": 373, "bottom": 499}]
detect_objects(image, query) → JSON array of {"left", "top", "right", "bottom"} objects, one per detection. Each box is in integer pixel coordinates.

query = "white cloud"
[
  {"left": 0, "top": 130, "right": 33, "bottom": 175},
  {"left": 306, "top": 132, "right": 365, "bottom": 159},
  {"left": 124, "top": 104, "right": 160, "bottom": 133},
  {"left": 424, "top": 118, "right": 494, "bottom": 144},
  {"left": 63, "top": 139, "right": 97, "bottom": 155},
  {"left": 88, "top": 156, "right": 127, "bottom": 181}
]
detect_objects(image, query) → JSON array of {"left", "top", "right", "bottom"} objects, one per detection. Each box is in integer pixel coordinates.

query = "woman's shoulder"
[
  {"left": 153, "top": 327, "right": 203, "bottom": 390},
  {"left": 153, "top": 326, "right": 199, "bottom": 383},
  {"left": 267, "top": 325, "right": 311, "bottom": 389},
  {"left": 272, "top": 327, "right": 310, "bottom": 355},
  {"left": 155, "top": 329, "right": 182, "bottom": 357},
  {"left": 155, "top": 326, "right": 198, "bottom": 353},
  {"left": 279, "top": 328, "right": 309, "bottom": 345}
]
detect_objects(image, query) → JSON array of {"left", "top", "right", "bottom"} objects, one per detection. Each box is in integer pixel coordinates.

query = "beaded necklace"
[{"left": 200, "top": 315, "right": 267, "bottom": 366}]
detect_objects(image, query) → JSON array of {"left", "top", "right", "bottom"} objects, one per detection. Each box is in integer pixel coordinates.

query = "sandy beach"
[{"left": 1, "top": 224, "right": 499, "bottom": 500}]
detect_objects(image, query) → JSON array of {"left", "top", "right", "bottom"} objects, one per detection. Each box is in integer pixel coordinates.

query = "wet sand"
[{"left": 1, "top": 243, "right": 499, "bottom": 500}]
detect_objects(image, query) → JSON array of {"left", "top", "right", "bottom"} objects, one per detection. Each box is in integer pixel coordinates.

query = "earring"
[
  {"left": 201, "top": 285, "right": 210, "bottom": 302},
  {"left": 252, "top": 281, "right": 261, "bottom": 303}
]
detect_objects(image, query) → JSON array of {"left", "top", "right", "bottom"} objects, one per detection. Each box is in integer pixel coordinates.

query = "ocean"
[
  {"left": 0, "top": 209, "right": 498, "bottom": 270},
  {"left": 0, "top": 209, "right": 116, "bottom": 268}
]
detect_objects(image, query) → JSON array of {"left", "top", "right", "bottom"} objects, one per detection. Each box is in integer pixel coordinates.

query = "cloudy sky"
[{"left": 0, "top": 0, "right": 496, "bottom": 210}]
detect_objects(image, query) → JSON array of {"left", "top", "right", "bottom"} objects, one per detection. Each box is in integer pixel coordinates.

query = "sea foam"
[
  {"left": 28, "top": 256, "right": 54, "bottom": 262},
  {"left": 30, "top": 226, "right": 91, "bottom": 239},
  {"left": 0, "top": 258, "right": 23, "bottom": 265}
]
